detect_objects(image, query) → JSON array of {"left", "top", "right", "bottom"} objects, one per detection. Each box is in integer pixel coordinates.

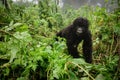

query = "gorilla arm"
[
  {"left": 82, "top": 32, "right": 92, "bottom": 63},
  {"left": 56, "top": 25, "right": 73, "bottom": 38}
]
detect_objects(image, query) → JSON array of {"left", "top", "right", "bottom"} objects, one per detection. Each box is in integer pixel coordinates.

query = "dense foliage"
[{"left": 0, "top": 0, "right": 120, "bottom": 80}]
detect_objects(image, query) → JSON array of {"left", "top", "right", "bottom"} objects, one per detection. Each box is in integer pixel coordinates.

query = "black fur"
[{"left": 56, "top": 17, "right": 92, "bottom": 63}]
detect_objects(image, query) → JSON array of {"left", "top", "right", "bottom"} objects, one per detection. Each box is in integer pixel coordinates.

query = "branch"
[{"left": 0, "top": 30, "right": 19, "bottom": 40}]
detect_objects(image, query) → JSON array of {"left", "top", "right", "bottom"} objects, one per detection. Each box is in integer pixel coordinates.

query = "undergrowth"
[{"left": 0, "top": 0, "right": 120, "bottom": 80}]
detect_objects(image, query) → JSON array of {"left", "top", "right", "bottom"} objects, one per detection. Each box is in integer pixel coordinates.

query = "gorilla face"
[
  {"left": 76, "top": 27, "right": 83, "bottom": 34},
  {"left": 75, "top": 26, "right": 85, "bottom": 36},
  {"left": 75, "top": 25, "right": 88, "bottom": 36}
]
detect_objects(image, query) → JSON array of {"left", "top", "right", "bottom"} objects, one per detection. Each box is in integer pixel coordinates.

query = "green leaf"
[
  {"left": 13, "top": 31, "right": 32, "bottom": 43},
  {"left": 72, "top": 58, "right": 86, "bottom": 64},
  {"left": 12, "top": 23, "right": 23, "bottom": 28},
  {"left": 81, "top": 77, "right": 89, "bottom": 80},
  {"left": 9, "top": 48, "right": 18, "bottom": 63},
  {"left": 5, "top": 22, "right": 23, "bottom": 31},
  {"left": 53, "top": 69, "right": 59, "bottom": 79},
  {"left": 4, "top": 67, "right": 10, "bottom": 76},
  {"left": 15, "top": 24, "right": 28, "bottom": 32},
  {"left": 68, "top": 71, "right": 78, "bottom": 80},
  {"left": 17, "top": 77, "right": 26, "bottom": 80},
  {"left": 95, "top": 74, "right": 105, "bottom": 80}
]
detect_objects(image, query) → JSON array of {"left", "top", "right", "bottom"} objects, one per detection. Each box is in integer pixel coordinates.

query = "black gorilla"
[{"left": 56, "top": 17, "right": 92, "bottom": 63}]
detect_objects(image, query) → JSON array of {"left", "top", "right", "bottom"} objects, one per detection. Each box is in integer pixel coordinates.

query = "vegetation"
[{"left": 0, "top": 0, "right": 120, "bottom": 80}]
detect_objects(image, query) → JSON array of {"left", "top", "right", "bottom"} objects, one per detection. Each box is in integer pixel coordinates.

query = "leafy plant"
[{"left": 0, "top": 0, "right": 120, "bottom": 80}]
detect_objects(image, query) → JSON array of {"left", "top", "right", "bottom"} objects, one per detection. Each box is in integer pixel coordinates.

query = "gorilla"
[{"left": 56, "top": 17, "right": 92, "bottom": 63}]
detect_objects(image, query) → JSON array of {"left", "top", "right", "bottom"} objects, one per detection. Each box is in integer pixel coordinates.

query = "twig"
[
  {"left": 69, "top": 62, "right": 95, "bottom": 80},
  {"left": 0, "top": 63, "right": 10, "bottom": 68}
]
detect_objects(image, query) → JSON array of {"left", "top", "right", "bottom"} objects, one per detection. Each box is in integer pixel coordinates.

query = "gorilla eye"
[{"left": 77, "top": 27, "right": 83, "bottom": 33}]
